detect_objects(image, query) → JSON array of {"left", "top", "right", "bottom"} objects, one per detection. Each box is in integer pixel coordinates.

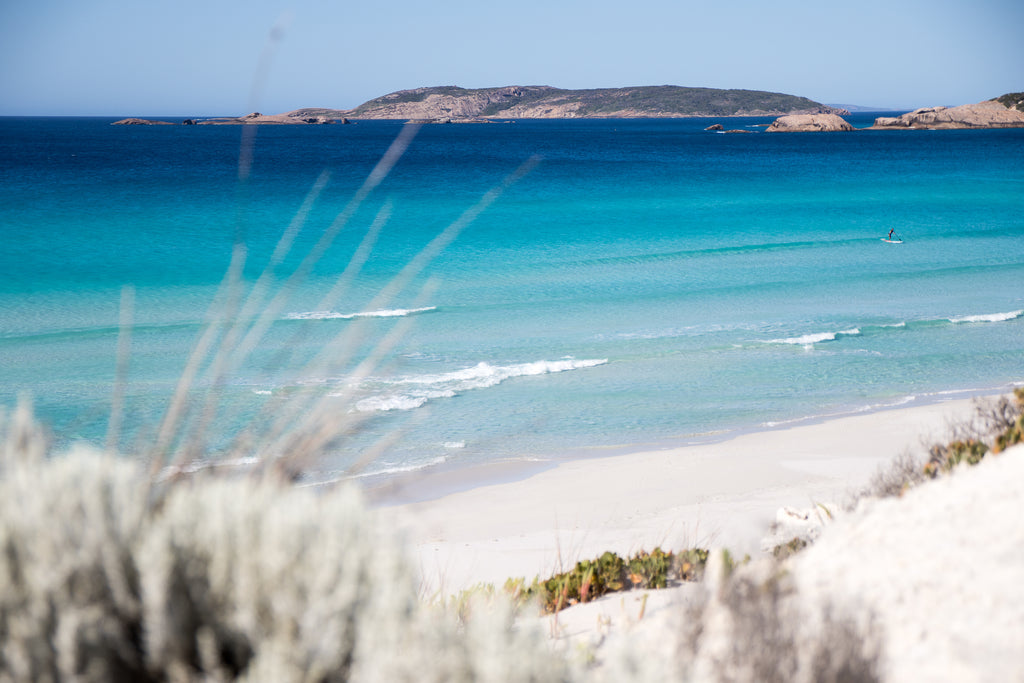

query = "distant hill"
[
  {"left": 825, "top": 103, "right": 896, "bottom": 113},
  {"left": 323, "top": 85, "right": 846, "bottom": 120}
]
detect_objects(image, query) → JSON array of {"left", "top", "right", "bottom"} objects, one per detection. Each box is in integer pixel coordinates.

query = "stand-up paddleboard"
[{"left": 881, "top": 238, "right": 903, "bottom": 244}]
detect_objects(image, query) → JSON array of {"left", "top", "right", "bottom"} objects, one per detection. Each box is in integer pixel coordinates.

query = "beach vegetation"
[
  {"left": 924, "top": 389, "right": 1024, "bottom": 476},
  {"left": 771, "top": 537, "right": 809, "bottom": 560},
  {"left": 500, "top": 547, "right": 710, "bottom": 615},
  {"left": 851, "top": 389, "right": 1024, "bottom": 503},
  {"left": 924, "top": 438, "right": 988, "bottom": 477},
  {"left": 993, "top": 388, "right": 1024, "bottom": 452},
  {"left": 0, "top": 404, "right": 573, "bottom": 683},
  {"left": 860, "top": 449, "right": 925, "bottom": 500},
  {"left": 995, "top": 92, "right": 1024, "bottom": 112}
]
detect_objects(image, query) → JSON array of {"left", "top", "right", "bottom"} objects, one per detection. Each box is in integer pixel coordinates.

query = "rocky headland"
[
  {"left": 869, "top": 94, "right": 1024, "bottom": 130},
  {"left": 112, "top": 111, "right": 348, "bottom": 126},
  {"left": 111, "top": 118, "right": 177, "bottom": 125},
  {"left": 762, "top": 93, "right": 1024, "bottom": 133}
]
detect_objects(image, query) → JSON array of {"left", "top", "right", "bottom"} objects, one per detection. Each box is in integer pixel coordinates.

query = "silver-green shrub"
[
  {"left": 0, "top": 405, "right": 567, "bottom": 683},
  {"left": 0, "top": 405, "right": 149, "bottom": 682}
]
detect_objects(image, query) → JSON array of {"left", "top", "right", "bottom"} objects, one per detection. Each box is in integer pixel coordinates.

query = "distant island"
[
  {"left": 336, "top": 85, "right": 846, "bottom": 120},
  {"left": 111, "top": 88, "right": 1024, "bottom": 130},
  {"left": 112, "top": 85, "right": 845, "bottom": 126}
]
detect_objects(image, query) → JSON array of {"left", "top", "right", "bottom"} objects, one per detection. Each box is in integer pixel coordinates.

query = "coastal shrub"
[
  {"left": 861, "top": 449, "right": 925, "bottom": 500},
  {"left": 995, "top": 92, "right": 1024, "bottom": 112},
  {"left": 0, "top": 425, "right": 150, "bottom": 682},
  {"left": 512, "top": 547, "right": 710, "bottom": 614},
  {"left": 993, "top": 388, "right": 1024, "bottom": 452},
  {"left": 770, "top": 537, "right": 809, "bottom": 560},
  {"left": 922, "top": 390, "right": 1024, "bottom": 476},
  {"left": 677, "top": 547, "right": 710, "bottom": 582},
  {"left": 0, "top": 405, "right": 571, "bottom": 683},
  {"left": 851, "top": 390, "right": 1024, "bottom": 503},
  {"left": 924, "top": 439, "right": 989, "bottom": 477}
]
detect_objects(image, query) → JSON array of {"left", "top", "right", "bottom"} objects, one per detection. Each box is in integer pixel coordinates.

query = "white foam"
[
  {"left": 763, "top": 328, "right": 861, "bottom": 349},
  {"left": 286, "top": 306, "right": 437, "bottom": 321},
  {"left": 948, "top": 309, "right": 1023, "bottom": 324},
  {"left": 355, "top": 394, "right": 439, "bottom": 412},
  {"left": 760, "top": 394, "right": 918, "bottom": 428},
  {"left": 318, "top": 456, "right": 451, "bottom": 483},
  {"left": 355, "top": 358, "right": 609, "bottom": 413}
]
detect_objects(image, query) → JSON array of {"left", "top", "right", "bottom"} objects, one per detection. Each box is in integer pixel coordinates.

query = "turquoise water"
[{"left": 1, "top": 115, "right": 1022, "bottom": 481}]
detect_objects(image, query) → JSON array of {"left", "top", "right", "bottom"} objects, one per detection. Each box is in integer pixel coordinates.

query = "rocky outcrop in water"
[
  {"left": 870, "top": 98, "right": 1024, "bottom": 129},
  {"left": 200, "top": 112, "right": 338, "bottom": 125},
  {"left": 112, "top": 112, "right": 341, "bottom": 125},
  {"left": 765, "top": 113, "right": 854, "bottom": 132},
  {"left": 111, "top": 118, "right": 176, "bottom": 125}
]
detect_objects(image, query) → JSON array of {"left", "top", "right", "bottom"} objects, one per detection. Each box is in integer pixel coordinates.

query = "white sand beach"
[
  {"left": 382, "top": 396, "right": 987, "bottom": 595},
  {"left": 381, "top": 393, "right": 1024, "bottom": 681}
]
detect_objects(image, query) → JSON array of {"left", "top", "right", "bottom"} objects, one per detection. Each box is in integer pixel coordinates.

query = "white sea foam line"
[
  {"left": 948, "top": 309, "right": 1023, "bottom": 324},
  {"left": 343, "top": 456, "right": 449, "bottom": 480},
  {"left": 354, "top": 358, "right": 609, "bottom": 413},
  {"left": 157, "top": 455, "right": 260, "bottom": 480},
  {"left": 285, "top": 306, "right": 437, "bottom": 321},
  {"left": 298, "top": 456, "right": 452, "bottom": 488},
  {"left": 760, "top": 394, "right": 919, "bottom": 428},
  {"left": 762, "top": 328, "right": 861, "bottom": 347}
]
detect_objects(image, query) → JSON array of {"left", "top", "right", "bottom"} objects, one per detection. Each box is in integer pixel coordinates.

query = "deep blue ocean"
[{"left": 1, "top": 114, "right": 1022, "bottom": 482}]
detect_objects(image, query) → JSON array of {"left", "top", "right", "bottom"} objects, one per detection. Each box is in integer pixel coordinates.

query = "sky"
[{"left": 1, "top": 0, "right": 1021, "bottom": 116}]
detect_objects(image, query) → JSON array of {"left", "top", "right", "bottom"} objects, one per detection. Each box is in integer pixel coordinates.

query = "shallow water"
[{"left": 1, "top": 115, "right": 1022, "bottom": 481}]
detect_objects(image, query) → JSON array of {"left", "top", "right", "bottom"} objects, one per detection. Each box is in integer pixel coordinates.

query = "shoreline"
[
  {"left": 366, "top": 381, "right": 1017, "bottom": 507},
  {"left": 379, "top": 390, "right": 1011, "bottom": 594}
]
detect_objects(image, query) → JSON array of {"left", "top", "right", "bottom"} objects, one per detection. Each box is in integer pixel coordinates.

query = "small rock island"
[{"left": 766, "top": 113, "right": 854, "bottom": 132}]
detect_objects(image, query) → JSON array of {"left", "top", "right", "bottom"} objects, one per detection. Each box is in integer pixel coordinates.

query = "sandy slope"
[
  {"left": 787, "top": 442, "right": 1024, "bottom": 681},
  {"left": 382, "top": 397, "right": 988, "bottom": 595}
]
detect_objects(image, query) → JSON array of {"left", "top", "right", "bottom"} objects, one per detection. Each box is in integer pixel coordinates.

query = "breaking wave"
[
  {"left": 762, "top": 328, "right": 862, "bottom": 349},
  {"left": 286, "top": 306, "right": 437, "bottom": 321},
  {"left": 352, "top": 358, "right": 609, "bottom": 413},
  {"left": 948, "top": 309, "right": 1023, "bottom": 324}
]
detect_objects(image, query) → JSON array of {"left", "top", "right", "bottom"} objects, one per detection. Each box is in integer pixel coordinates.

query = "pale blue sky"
[{"left": 2, "top": 0, "right": 1021, "bottom": 116}]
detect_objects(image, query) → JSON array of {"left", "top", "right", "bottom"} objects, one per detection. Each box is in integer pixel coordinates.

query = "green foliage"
[
  {"left": 925, "top": 439, "right": 989, "bottom": 477},
  {"left": 628, "top": 548, "right": 672, "bottom": 589},
  {"left": 717, "top": 548, "right": 752, "bottom": 580},
  {"left": 994, "top": 388, "right": 1024, "bottom": 452},
  {"left": 995, "top": 92, "right": 1024, "bottom": 112},
  {"left": 566, "top": 86, "right": 825, "bottom": 117},
  {"left": 771, "top": 537, "right": 809, "bottom": 560},
  {"left": 677, "top": 547, "right": 710, "bottom": 581},
  {"left": 511, "top": 547, "right": 709, "bottom": 614}
]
